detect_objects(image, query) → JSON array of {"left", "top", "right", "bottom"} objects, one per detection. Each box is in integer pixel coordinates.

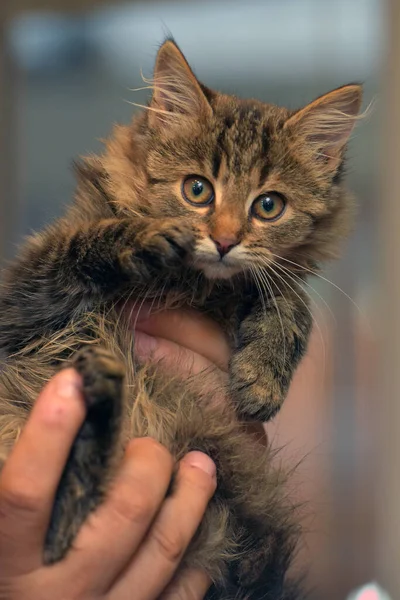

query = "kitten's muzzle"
[{"left": 209, "top": 235, "right": 239, "bottom": 258}]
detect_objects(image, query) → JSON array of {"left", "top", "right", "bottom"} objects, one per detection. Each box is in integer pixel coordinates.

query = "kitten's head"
[{"left": 97, "top": 39, "right": 363, "bottom": 280}]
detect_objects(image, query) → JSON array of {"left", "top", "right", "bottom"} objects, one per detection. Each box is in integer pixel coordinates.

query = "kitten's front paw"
[
  {"left": 229, "top": 343, "right": 290, "bottom": 421},
  {"left": 136, "top": 220, "right": 196, "bottom": 271}
]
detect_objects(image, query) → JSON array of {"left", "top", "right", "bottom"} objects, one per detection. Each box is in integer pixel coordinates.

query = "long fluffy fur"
[{"left": 0, "top": 39, "right": 363, "bottom": 599}]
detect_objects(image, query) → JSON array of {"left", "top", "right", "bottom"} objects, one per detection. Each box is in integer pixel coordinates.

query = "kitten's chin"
[{"left": 196, "top": 261, "right": 242, "bottom": 280}]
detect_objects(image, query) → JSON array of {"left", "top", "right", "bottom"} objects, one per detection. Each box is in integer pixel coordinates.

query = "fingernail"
[
  {"left": 183, "top": 451, "right": 217, "bottom": 478},
  {"left": 54, "top": 369, "right": 82, "bottom": 399},
  {"left": 135, "top": 331, "right": 158, "bottom": 356}
]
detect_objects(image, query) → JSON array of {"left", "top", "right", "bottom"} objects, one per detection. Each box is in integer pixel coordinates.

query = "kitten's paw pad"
[
  {"left": 230, "top": 348, "right": 287, "bottom": 421},
  {"left": 71, "top": 346, "right": 125, "bottom": 410},
  {"left": 139, "top": 221, "right": 195, "bottom": 268}
]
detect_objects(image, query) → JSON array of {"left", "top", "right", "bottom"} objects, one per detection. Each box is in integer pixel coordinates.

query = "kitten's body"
[{"left": 0, "top": 40, "right": 361, "bottom": 599}]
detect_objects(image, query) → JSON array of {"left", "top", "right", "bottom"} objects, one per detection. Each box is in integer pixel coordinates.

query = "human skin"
[
  {"left": 130, "top": 304, "right": 268, "bottom": 444},
  {"left": 0, "top": 370, "right": 216, "bottom": 600}
]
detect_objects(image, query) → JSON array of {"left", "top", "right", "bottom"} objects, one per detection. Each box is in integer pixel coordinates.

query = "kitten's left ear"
[
  {"left": 149, "top": 39, "right": 213, "bottom": 127},
  {"left": 284, "top": 84, "right": 363, "bottom": 172}
]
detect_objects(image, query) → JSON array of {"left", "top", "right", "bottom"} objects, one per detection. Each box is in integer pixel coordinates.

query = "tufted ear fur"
[
  {"left": 284, "top": 84, "right": 363, "bottom": 173},
  {"left": 148, "top": 39, "right": 213, "bottom": 127}
]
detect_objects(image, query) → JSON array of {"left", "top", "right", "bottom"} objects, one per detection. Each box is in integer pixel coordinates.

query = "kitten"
[{"left": 0, "top": 39, "right": 362, "bottom": 599}]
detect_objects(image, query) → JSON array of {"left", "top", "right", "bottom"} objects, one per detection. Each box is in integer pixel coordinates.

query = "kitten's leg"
[
  {"left": 44, "top": 345, "right": 125, "bottom": 564},
  {"left": 230, "top": 286, "right": 312, "bottom": 421},
  {"left": 0, "top": 217, "right": 195, "bottom": 353}
]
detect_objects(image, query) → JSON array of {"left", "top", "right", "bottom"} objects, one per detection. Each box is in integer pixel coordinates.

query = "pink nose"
[{"left": 210, "top": 236, "right": 239, "bottom": 258}]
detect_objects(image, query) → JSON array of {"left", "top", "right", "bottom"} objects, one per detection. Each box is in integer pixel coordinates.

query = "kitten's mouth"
[
  {"left": 192, "top": 240, "right": 246, "bottom": 280},
  {"left": 193, "top": 255, "right": 243, "bottom": 280}
]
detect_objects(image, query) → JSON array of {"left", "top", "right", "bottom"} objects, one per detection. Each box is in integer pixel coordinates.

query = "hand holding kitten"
[
  {"left": 0, "top": 305, "right": 271, "bottom": 600},
  {"left": 130, "top": 303, "right": 268, "bottom": 444},
  {"left": 0, "top": 368, "right": 216, "bottom": 600}
]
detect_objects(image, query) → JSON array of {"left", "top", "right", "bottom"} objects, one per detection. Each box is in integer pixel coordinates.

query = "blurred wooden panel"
[{"left": 376, "top": 0, "right": 400, "bottom": 595}]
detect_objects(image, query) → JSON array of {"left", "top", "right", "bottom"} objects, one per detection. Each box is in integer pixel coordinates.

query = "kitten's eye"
[
  {"left": 251, "top": 193, "right": 286, "bottom": 221},
  {"left": 182, "top": 176, "right": 214, "bottom": 206}
]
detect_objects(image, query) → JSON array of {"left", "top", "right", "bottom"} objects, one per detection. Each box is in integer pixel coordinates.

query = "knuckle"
[
  {"left": 111, "top": 491, "right": 154, "bottom": 526},
  {"left": 151, "top": 525, "right": 185, "bottom": 564},
  {"left": 0, "top": 479, "right": 43, "bottom": 516},
  {"left": 131, "top": 437, "right": 174, "bottom": 469}
]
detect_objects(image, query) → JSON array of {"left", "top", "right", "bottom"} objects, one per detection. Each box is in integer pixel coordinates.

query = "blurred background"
[{"left": 0, "top": 0, "right": 398, "bottom": 598}]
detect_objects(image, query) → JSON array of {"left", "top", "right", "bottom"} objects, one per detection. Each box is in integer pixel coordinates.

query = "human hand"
[
  {"left": 129, "top": 303, "right": 267, "bottom": 444},
  {"left": 0, "top": 369, "right": 216, "bottom": 600}
]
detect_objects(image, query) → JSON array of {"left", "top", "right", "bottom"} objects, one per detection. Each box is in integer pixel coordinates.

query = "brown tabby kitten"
[{"left": 0, "top": 39, "right": 362, "bottom": 599}]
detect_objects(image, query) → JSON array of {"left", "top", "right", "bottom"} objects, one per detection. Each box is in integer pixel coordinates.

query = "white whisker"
[
  {"left": 266, "top": 262, "right": 326, "bottom": 379},
  {"left": 249, "top": 263, "right": 287, "bottom": 374},
  {"left": 270, "top": 252, "right": 366, "bottom": 321},
  {"left": 271, "top": 260, "right": 334, "bottom": 329},
  {"left": 249, "top": 265, "right": 267, "bottom": 316}
]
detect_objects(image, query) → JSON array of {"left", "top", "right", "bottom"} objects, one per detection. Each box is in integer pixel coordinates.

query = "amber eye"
[
  {"left": 182, "top": 176, "right": 214, "bottom": 206},
  {"left": 251, "top": 192, "right": 286, "bottom": 221}
]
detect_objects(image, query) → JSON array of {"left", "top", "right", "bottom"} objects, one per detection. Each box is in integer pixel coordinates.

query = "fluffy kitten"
[{"left": 0, "top": 39, "right": 362, "bottom": 599}]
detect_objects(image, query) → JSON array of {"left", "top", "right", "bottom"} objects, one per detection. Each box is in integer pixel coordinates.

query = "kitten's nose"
[{"left": 210, "top": 236, "right": 239, "bottom": 258}]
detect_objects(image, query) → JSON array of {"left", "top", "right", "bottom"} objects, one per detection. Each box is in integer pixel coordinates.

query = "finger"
[
  {"left": 126, "top": 303, "right": 230, "bottom": 372},
  {"left": 111, "top": 451, "right": 216, "bottom": 600},
  {"left": 134, "top": 332, "right": 228, "bottom": 402},
  {"left": 61, "top": 437, "right": 174, "bottom": 593},
  {"left": 135, "top": 334, "right": 266, "bottom": 429},
  {"left": 134, "top": 331, "right": 228, "bottom": 391},
  {"left": 160, "top": 568, "right": 211, "bottom": 600},
  {"left": 0, "top": 369, "right": 84, "bottom": 575}
]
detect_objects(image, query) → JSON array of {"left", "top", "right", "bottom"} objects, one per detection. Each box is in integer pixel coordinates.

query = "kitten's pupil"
[
  {"left": 192, "top": 181, "right": 204, "bottom": 196},
  {"left": 262, "top": 196, "right": 275, "bottom": 212}
]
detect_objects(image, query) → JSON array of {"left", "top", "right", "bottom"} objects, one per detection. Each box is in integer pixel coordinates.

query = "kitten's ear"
[
  {"left": 149, "top": 39, "right": 212, "bottom": 127},
  {"left": 284, "top": 84, "right": 363, "bottom": 172}
]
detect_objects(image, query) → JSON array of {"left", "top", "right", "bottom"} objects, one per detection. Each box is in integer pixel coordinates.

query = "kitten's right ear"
[{"left": 148, "top": 39, "right": 213, "bottom": 127}]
